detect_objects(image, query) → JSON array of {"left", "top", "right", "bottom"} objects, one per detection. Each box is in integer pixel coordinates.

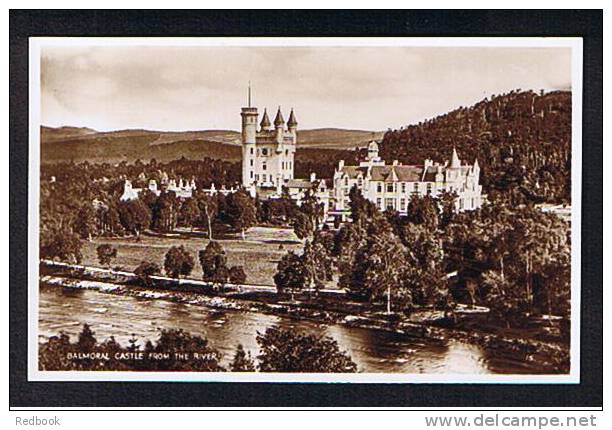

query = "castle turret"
[
  {"left": 260, "top": 108, "right": 273, "bottom": 131},
  {"left": 274, "top": 107, "right": 285, "bottom": 144},
  {"left": 450, "top": 147, "right": 461, "bottom": 168},
  {"left": 287, "top": 108, "right": 298, "bottom": 141}
]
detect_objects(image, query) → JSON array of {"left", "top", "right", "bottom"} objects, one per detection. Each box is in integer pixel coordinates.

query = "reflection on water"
[{"left": 38, "top": 286, "right": 545, "bottom": 374}]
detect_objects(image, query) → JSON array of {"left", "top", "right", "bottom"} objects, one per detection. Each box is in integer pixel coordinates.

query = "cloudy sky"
[{"left": 40, "top": 45, "right": 572, "bottom": 132}]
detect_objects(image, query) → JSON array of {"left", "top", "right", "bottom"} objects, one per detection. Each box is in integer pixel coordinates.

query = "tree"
[
  {"left": 73, "top": 204, "right": 99, "bottom": 240},
  {"left": 291, "top": 211, "right": 314, "bottom": 240},
  {"left": 350, "top": 231, "right": 411, "bottom": 313},
  {"left": 102, "top": 205, "right": 125, "bottom": 236},
  {"left": 40, "top": 226, "right": 83, "bottom": 264},
  {"left": 96, "top": 244, "right": 117, "bottom": 267},
  {"left": 256, "top": 327, "right": 357, "bottom": 372},
  {"left": 273, "top": 251, "right": 308, "bottom": 295},
  {"left": 348, "top": 185, "right": 378, "bottom": 226},
  {"left": 152, "top": 191, "right": 179, "bottom": 232},
  {"left": 293, "top": 186, "right": 324, "bottom": 240},
  {"left": 225, "top": 189, "right": 257, "bottom": 239},
  {"left": 198, "top": 241, "right": 227, "bottom": 281},
  {"left": 482, "top": 270, "right": 527, "bottom": 327},
  {"left": 230, "top": 344, "right": 256, "bottom": 371},
  {"left": 118, "top": 199, "right": 151, "bottom": 237},
  {"left": 164, "top": 245, "right": 195, "bottom": 279},
  {"left": 401, "top": 224, "right": 449, "bottom": 309},
  {"left": 134, "top": 261, "right": 161, "bottom": 287},
  {"left": 195, "top": 192, "right": 218, "bottom": 239},
  {"left": 229, "top": 266, "right": 247, "bottom": 284},
  {"left": 77, "top": 324, "right": 97, "bottom": 351},
  {"left": 406, "top": 194, "right": 440, "bottom": 230},
  {"left": 179, "top": 198, "right": 201, "bottom": 231},
  {"left": 302, "top": 239, "right": 332, "bottom": 291}
]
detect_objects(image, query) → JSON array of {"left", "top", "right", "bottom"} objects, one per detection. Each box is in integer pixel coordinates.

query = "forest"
[{"left": 380, "top": 90, "right": 572, "bottom": 204}]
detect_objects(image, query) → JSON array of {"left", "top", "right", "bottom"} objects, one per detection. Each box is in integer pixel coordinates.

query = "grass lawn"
[{"left": 81, "top": 226, "right": 303, "bottom": 286}]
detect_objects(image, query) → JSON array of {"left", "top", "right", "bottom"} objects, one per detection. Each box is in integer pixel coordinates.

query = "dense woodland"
[{"left": 381, "top": 90, "right": 572, "bottom": 204}]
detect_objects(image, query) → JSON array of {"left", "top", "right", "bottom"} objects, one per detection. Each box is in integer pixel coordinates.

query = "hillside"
[
  {"left": 380, "top": 90, "right": 572, "bottom": 204},
  {"left": 40, "top": 127, "right": 382, "bottom": 165}
]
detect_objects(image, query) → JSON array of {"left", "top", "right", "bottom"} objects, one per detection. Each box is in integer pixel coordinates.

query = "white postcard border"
[{"left": 27, "top": 36, "right": 583, "bottom": 384}]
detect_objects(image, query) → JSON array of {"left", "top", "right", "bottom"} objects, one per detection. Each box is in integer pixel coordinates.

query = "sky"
[{"left": 40, "top": 45, "right": 572, "bottom": 132}]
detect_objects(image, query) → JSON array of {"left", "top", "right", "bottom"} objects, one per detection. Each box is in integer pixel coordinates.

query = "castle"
[
  {"left": 240, "top": 90, "right": 297, "bottom": 190},
  {"left": 331, "top": 141, "right": 483, "bottom": 221},
  {"left": 240, "top": 90, "right": 483, "bottom": 221},
  {"left": 121, "top": 92, "right": 483, "bottom": 222}
]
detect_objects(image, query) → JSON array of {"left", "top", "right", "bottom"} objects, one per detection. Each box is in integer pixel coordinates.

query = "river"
[{"left": 38, "top": 286, "right": 548, "bottom": 374}]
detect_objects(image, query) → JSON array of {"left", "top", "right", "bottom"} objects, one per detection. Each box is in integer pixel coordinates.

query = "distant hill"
[{"left": 40, "top": 126, "right": 382, "bottom": 164}]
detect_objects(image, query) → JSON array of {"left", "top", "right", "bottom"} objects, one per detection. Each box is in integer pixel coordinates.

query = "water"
[{"left": 38, "top": 286, "right": 545, "bottom": 374}]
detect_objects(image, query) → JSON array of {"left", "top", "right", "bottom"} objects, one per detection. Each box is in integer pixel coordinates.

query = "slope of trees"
[{"left": 381, "top": 90, "right": 571, "bottom": 204}]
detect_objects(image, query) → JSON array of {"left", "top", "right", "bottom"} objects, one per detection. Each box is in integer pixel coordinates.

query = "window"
[
  {"left": 255, "top": 174, "right": 259, "bottom": 181},
  {"left": 262, "top": 148, "right": 268, "bottom": 156},
  {"left": 250, "top": 148, "right": 254, "bottom": 155},
  {"left": 413, "top": 182, "right": 419, "bottom": 192},
  {"left": 400, "top": 198, "right": 406, "bottom": 211},
  {"left": 250, "top": 159, "right": 253, "bottom": 166},
  {"left": 344, "top": 177, "right": 349, "bottom": 186},
  {"left": 376, "top": 198, "right": 382, "bottom": 209},
  {"left": 385, "top": 198, "right": 395, "bottom": 210},
  {"left": 401, "top": 183, "right": 406, "bottom": 193},
  {"left": 357, "top": 177, "right": 363, "bottom": 187},
  {"left": 426, "top": 183, "right": 433, "bottom": 195},
  {"left": 250, "top": 171, "right": 253, "bottom": 178},
  {"left": 282, "top": 162, "right": 285, "bottom": 170},
  {"left": 262, "top": 162, "right": 267, "bottom": 171},
  {"left": 377, "top": 183, "right": 382, "bottom": 193},
  {"left": 285, "top": 149, "right": 289, "bottom": 156},
  {"left": 386, "top": 183, "right": 394, "bottom": 193},
  {"left": 459, "top": 198, "right": 464, "bottom": 210}
]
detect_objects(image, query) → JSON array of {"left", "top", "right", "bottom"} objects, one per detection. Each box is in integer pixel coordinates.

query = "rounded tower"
[{"left": 241, "top": 85, "right": 258, "bottom": 187}]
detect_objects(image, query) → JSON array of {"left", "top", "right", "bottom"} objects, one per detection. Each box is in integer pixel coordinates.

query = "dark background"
[{"left": 9, "top": 9, "right": 603, "bottom": 408}]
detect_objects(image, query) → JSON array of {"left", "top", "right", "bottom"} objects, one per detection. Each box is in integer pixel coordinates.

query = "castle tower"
[
  {"left": 260, "top": 108, "right": 273, "bottom": 131},
  {"left": 241, "top": 84, "right": 258, "bottom": 187},
  {"left": 287, "top": 108, "right": 298, "bottom": 140},
  {"left": 450, "top": 147, "right": 461, "bottom": 168},
  {"left": 274, "top": 107, "right": 285, "bottom": 145}
]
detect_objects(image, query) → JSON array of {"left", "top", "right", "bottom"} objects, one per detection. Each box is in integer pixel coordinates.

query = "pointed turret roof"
[
  {"left": 260, "top": 108, "right": 271, "bottom": 129},
  {"left": 287, "top": 108, "right": 298, "bottom": 127},
  {"left": 274, "top": 107, "right": 285, "bottom": 126},
  {"left": 450, "top": 147, "right": 461, "bottom": 168},
  {"left": 473, "top": 158, "right": 480, "bottom": 170}
]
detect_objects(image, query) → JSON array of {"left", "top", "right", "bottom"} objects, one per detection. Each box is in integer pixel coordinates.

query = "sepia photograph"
[{"left": 28, "top": 37, "right": 582, "bottom": 383}]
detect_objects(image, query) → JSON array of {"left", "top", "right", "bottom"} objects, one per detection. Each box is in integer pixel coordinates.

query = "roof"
[
  {"left": 274, "top": 107, "right": 285, "bottom": 126},
  {"left": 339, "top": 165, "right": 426, "bottom": 182},
  {"left": 287, "top": 109, "right": 298, "bottom": 127},
  {"left": 260, "top": 109, "right": 271, "bottom": 128}
]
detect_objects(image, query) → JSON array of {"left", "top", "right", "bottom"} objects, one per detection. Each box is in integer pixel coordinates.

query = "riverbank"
[{"left": 40, "top": 263, "right": 570, "bottom": 373}]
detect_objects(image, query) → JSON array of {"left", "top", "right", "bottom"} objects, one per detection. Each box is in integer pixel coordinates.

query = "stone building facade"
[{"left": 331, "top": 141, "right": 483, "bottom": 220}]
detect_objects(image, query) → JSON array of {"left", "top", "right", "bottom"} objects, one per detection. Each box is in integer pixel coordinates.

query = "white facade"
[
  {"left": 120, "top": 177, "right": 197, "bottom": 201},
  {"left": 241, "top": 104, "right": 297, "bottom": 190},
  {"left": 332, "top": 142, "right": 483, "bottom": 218}
]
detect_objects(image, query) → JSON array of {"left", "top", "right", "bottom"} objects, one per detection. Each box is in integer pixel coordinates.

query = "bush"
[
  {"left": 164, "top": 245, "right": 195, "bottom": 279},
  {"left": 96, "top": 244, "right": 117, "bottom": 266},
  {"left": 229, "top": 266, "right": 247, "bottom": 284},
  {"left": 134, "top": 261, "right": 161, "bottom": 287}
]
